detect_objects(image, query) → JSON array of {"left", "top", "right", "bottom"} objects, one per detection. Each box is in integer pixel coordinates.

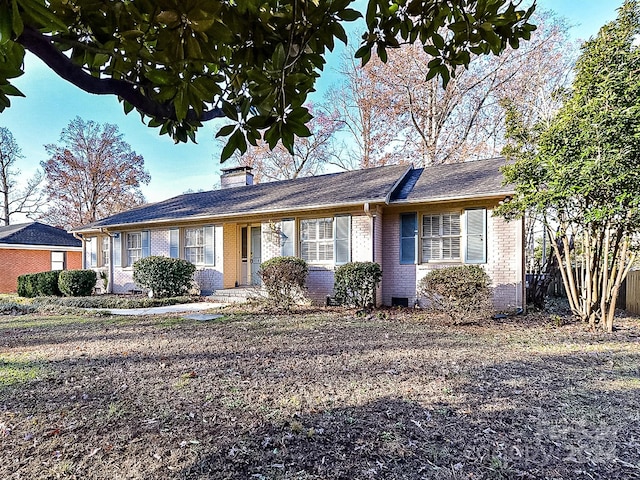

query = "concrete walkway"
[{"left": 94, "top": 302, "right": 224, "bottom": 316}]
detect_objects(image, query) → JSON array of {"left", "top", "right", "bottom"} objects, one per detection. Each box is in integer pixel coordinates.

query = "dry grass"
[{"left": 1, "top": 308, "right": 639, "bottom": 479}]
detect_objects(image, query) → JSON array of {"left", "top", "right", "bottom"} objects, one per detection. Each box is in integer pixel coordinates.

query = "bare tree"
[
  {"left": 330, "top": 12, "right": 575, "bottom": 167},
  {"left": 0, "top": 127, "right": 44, "bottom": 225},
  {"left": 228, "top": 106, "right": 343, "bottom": 182},
  {"left": 40, "top": 117, "right": 150, "bottom": 229}
]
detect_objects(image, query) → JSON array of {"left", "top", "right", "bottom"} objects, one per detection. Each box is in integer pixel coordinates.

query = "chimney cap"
[{"left": 221, "top": 165, "right": 253, "bottom": 175}]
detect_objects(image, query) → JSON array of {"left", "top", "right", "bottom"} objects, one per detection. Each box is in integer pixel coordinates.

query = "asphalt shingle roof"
[
  {"left": 0, "top": 222, "right": 81, "bottom": 247},
  {"left": 75, "top": 158, "right": 512, "bottom": 231},
  {"left": 394, "top": 157, "right": 512, "bottom": 203},
  {"left": 80, "top": 164, "right": 410, "bottom": 229}
]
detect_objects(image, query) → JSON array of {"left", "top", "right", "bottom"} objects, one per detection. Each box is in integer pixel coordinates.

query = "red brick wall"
[{"left": 0, "top": 249, "right": 82, "bottom": 293}]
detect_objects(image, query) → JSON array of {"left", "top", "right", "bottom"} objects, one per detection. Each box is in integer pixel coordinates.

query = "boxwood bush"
[
  {"left": 17, "top": 273, "right": 37, "bottom": 298},
  {"left": 259, "top": 256, "right": 308, "bottom": 311},
  {"left": 333, "top": 262, "right": 382, "bottom": 309},
  {"left": 133, "top": 256, "right": 196, "bottom": 298},
  {"left": 418, "top": 265, "right": 493, "bottom": 323},
  {"left": 58, "top": 270, "right": 97, "bottom": 297},
  {"left": 36, "top": 270, "right": 61, "bottom": 296},
  {"left": 17, "top": 271, "right": 61, "bottom": 297}
]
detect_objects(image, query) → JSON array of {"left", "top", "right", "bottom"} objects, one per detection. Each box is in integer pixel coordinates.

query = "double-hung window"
[
  {"left": 51, "top": 251, "right": 65, "bottom": 270},
  {"left": 421, "top": 213, "right": 461, "bottom": 261},
  {"left": 101, "top": 236, "right": 109, "bottom": 267},
  {"left": 127, "top": 232, "right": 143, "bottom": 266},
  {"left": 301, "top": 218, "right": 334, "bottom": 263},
  {"left": 185, "top": 227, "right": 205, "bottom": 264},
  {"left": 86, "top": 236, "right": 98, "bottom": 267},
  {"left": 182, "top": 226, "right": 215, "bottom": 265},
  {"left": 126, "top": 231, "right": 150, "bottom": 266}
]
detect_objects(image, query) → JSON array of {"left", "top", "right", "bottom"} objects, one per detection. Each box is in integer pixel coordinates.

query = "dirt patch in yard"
[{"left": 1, "top": 309, "right": 639, "bottom": 479}]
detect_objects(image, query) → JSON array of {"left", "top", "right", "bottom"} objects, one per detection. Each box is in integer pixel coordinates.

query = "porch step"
[{"left": 207, "top": 287, "right": 260, "bottom": 304}]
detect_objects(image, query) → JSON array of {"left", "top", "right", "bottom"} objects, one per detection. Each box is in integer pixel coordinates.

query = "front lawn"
[{"left": 1, "top": 310, "right": 639, "bottom": 479}]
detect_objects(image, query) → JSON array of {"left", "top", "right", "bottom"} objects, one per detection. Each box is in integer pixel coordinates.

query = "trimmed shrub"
[
  {"left": 17, "top": 273, "right": 37, "bottom": 298},
  {"left": 133, "top": 256, "right": 196, "bottom": 298},
  {"left": 418, "top": 265, "right": 493, "bottom": 323},
  {"left": 17, "top": 271, "right": 61, "bottom": 297},
  {"left": 333, "top": 262, "right": 382, "bottom": 309},
  {"left": 259, "top": 256, "right": 308, "bottom": 311},
  {"left": 36, "top": 270, "right": 61, "bottom": 296},
  {"left": 58, "top": 270, "right": 98, "bottom": 297}
]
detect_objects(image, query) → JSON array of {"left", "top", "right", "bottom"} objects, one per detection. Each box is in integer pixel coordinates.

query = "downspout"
[{"left": 72, "top": 232, "right": 86, "bottom": 269}]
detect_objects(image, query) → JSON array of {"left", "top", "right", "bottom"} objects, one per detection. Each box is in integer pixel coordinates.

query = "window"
[
  {"left": 422, "top": 213, "right": 461, "bottom": 261},
  {"left": 86, "top": 236, "right": 98, "bottom": 267},
  {"left": 301, "top": 218, "right": 334, "bottom": 263},
  {"left": 127, "top": 232, "right": 143, "bottom": 266},
  {"left": 126, "top": 231, "right": 150, "bottom": 266},
  {"left": 51, "top": 251, "right": 65, "bottom": 270},
  {"left": 183, "top": 226, "right": 215, "bottom": 265},
  {"left": 185, "top": 227, "right": 205, "bottom": 264},
  {"left": 101, "top": 236, "right": 109, "bottom": 266},
  {"left": 299, "top": 217, "right": 351, "bottom": 264}
]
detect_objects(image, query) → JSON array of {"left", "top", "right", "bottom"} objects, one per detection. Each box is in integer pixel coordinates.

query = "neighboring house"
[
  {"left": 72, "top": 158, "right": 524, "bottom": 309},
  {"left": 0, "top": 222, "right": 82, "bottom": 293}
]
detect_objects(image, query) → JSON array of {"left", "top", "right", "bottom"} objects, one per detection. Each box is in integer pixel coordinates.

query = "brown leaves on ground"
[{"left": 0, "top": 310, "right": 639, "bottom": 479}]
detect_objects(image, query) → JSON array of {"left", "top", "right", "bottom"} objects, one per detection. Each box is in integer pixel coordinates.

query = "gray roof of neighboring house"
[
  {"left": 0, "top": 222, "right": 82, "bottom": 247},
  {"left": 391, "top": 157, "right": 512, "bottom": 203},
  {"left": 74, "top": 157, "right": 512, "bottom": 231}
]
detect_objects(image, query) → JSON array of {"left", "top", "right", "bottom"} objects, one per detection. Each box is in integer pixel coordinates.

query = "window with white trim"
[
  {"left": 184, "top": 227, "right": 205, "bottom": 264},
  {"left": 182, "top": 226, "right": 215, "bottom": 265},
  {"left": 101, "top": 236, "right": 109, "bottom": 266},
  {"left": 421, "top": 213, "right": 461, "bottom": 261},
  {"left": 301, "top": 217, "right": 334, "bottom": 263},
  {"left": 51, "top": 251, "right": 65, "bottom": 270},
  {"left": 86, "top": 236, "right": 98, "bottom": 267},
  {"left": 127, "top": 232, "right": 143, "bottom": 266}
]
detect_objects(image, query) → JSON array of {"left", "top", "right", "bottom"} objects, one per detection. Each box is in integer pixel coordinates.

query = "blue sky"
[{"left": 0, "top": 0, "right": 623, "bottom": 207}]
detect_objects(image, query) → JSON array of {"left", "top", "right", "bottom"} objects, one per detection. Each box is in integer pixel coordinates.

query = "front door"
[{"left": 250, "top": 226, "right": 262, "bottom": 285}]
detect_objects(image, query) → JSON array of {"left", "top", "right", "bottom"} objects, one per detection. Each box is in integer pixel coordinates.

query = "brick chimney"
[{"left": 220, "top": 166, "right": 254, "bottom": 189}]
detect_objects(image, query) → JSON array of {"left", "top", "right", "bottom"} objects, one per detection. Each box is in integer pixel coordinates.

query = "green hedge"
[
  {"left": 58, "top": 270, "right": 97, "bottom": 297},
  {"left": 133, "top": 256, "right": 196, "bottom": 298},
  {"left": 17, "top": 271, "right": 61, "bottom": 297},
  {"left": 333, "top": 262, "right": 382, "bottom": 308}
]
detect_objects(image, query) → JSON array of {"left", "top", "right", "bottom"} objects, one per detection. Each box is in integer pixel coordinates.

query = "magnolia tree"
[
  {"left": 496, "top": 1, "right": 640, "bottom": 332},
  {"left": 0, "top": 1, "right": 535, "bottom": 159}
]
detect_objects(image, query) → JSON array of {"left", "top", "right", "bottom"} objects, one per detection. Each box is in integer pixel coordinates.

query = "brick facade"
[
  {"left": 94, "top": 207, "right": 524, "bottom": 309},
  {"left": 382, "top": 209, "right": 524, "bottom": 310},
  {"left": 108, "top": 225, "right": 225, "bottom": 295},
  {"left": 0, "top": 248, "right": 82, "bottom": 293}
]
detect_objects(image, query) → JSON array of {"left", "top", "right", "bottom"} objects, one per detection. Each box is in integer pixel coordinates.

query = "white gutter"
[
  {"left": 0, "top": 243, "right": 82, "bottom": 251},
  {"left": 71, "top": 198, "right": 392, "bottom": 234}
]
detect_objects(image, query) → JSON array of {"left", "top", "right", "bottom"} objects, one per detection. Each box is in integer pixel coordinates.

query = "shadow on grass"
[{"left": 1, "top": 314, "right": 639, "bottom": 479}]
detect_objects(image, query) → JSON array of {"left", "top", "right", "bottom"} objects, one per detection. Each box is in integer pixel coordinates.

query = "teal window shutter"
[
  {"left": 465, "top": 209, "right": 487, "bottom": 263},
  {"left": 400, "top": 213, "right": 417, "bottom": 264},
  {"left": 113, "top": 233, "right": 121, "bottom": 267},
  {"left": 204, "top": 226, "right": 215, "bottom": 265},
  {"left": 280, "top": 219, "right": 295, "bottom": 257},
  {"left": 334, "top": 215, "right": 351, "bottom": 265},
  {"left": 142, "top": 231, "right": 150, "bottom": 258},
  {"left": 169, "top": 229, "right": 179, "bottom": 258}
]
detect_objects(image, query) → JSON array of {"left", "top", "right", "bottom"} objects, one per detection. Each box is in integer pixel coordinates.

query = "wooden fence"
[
  {"left": 626, "top": 270, "right": 640, "bottom": 315},
  {"left": 535, "top": 269, "right": 629, "bottom": 311}
]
